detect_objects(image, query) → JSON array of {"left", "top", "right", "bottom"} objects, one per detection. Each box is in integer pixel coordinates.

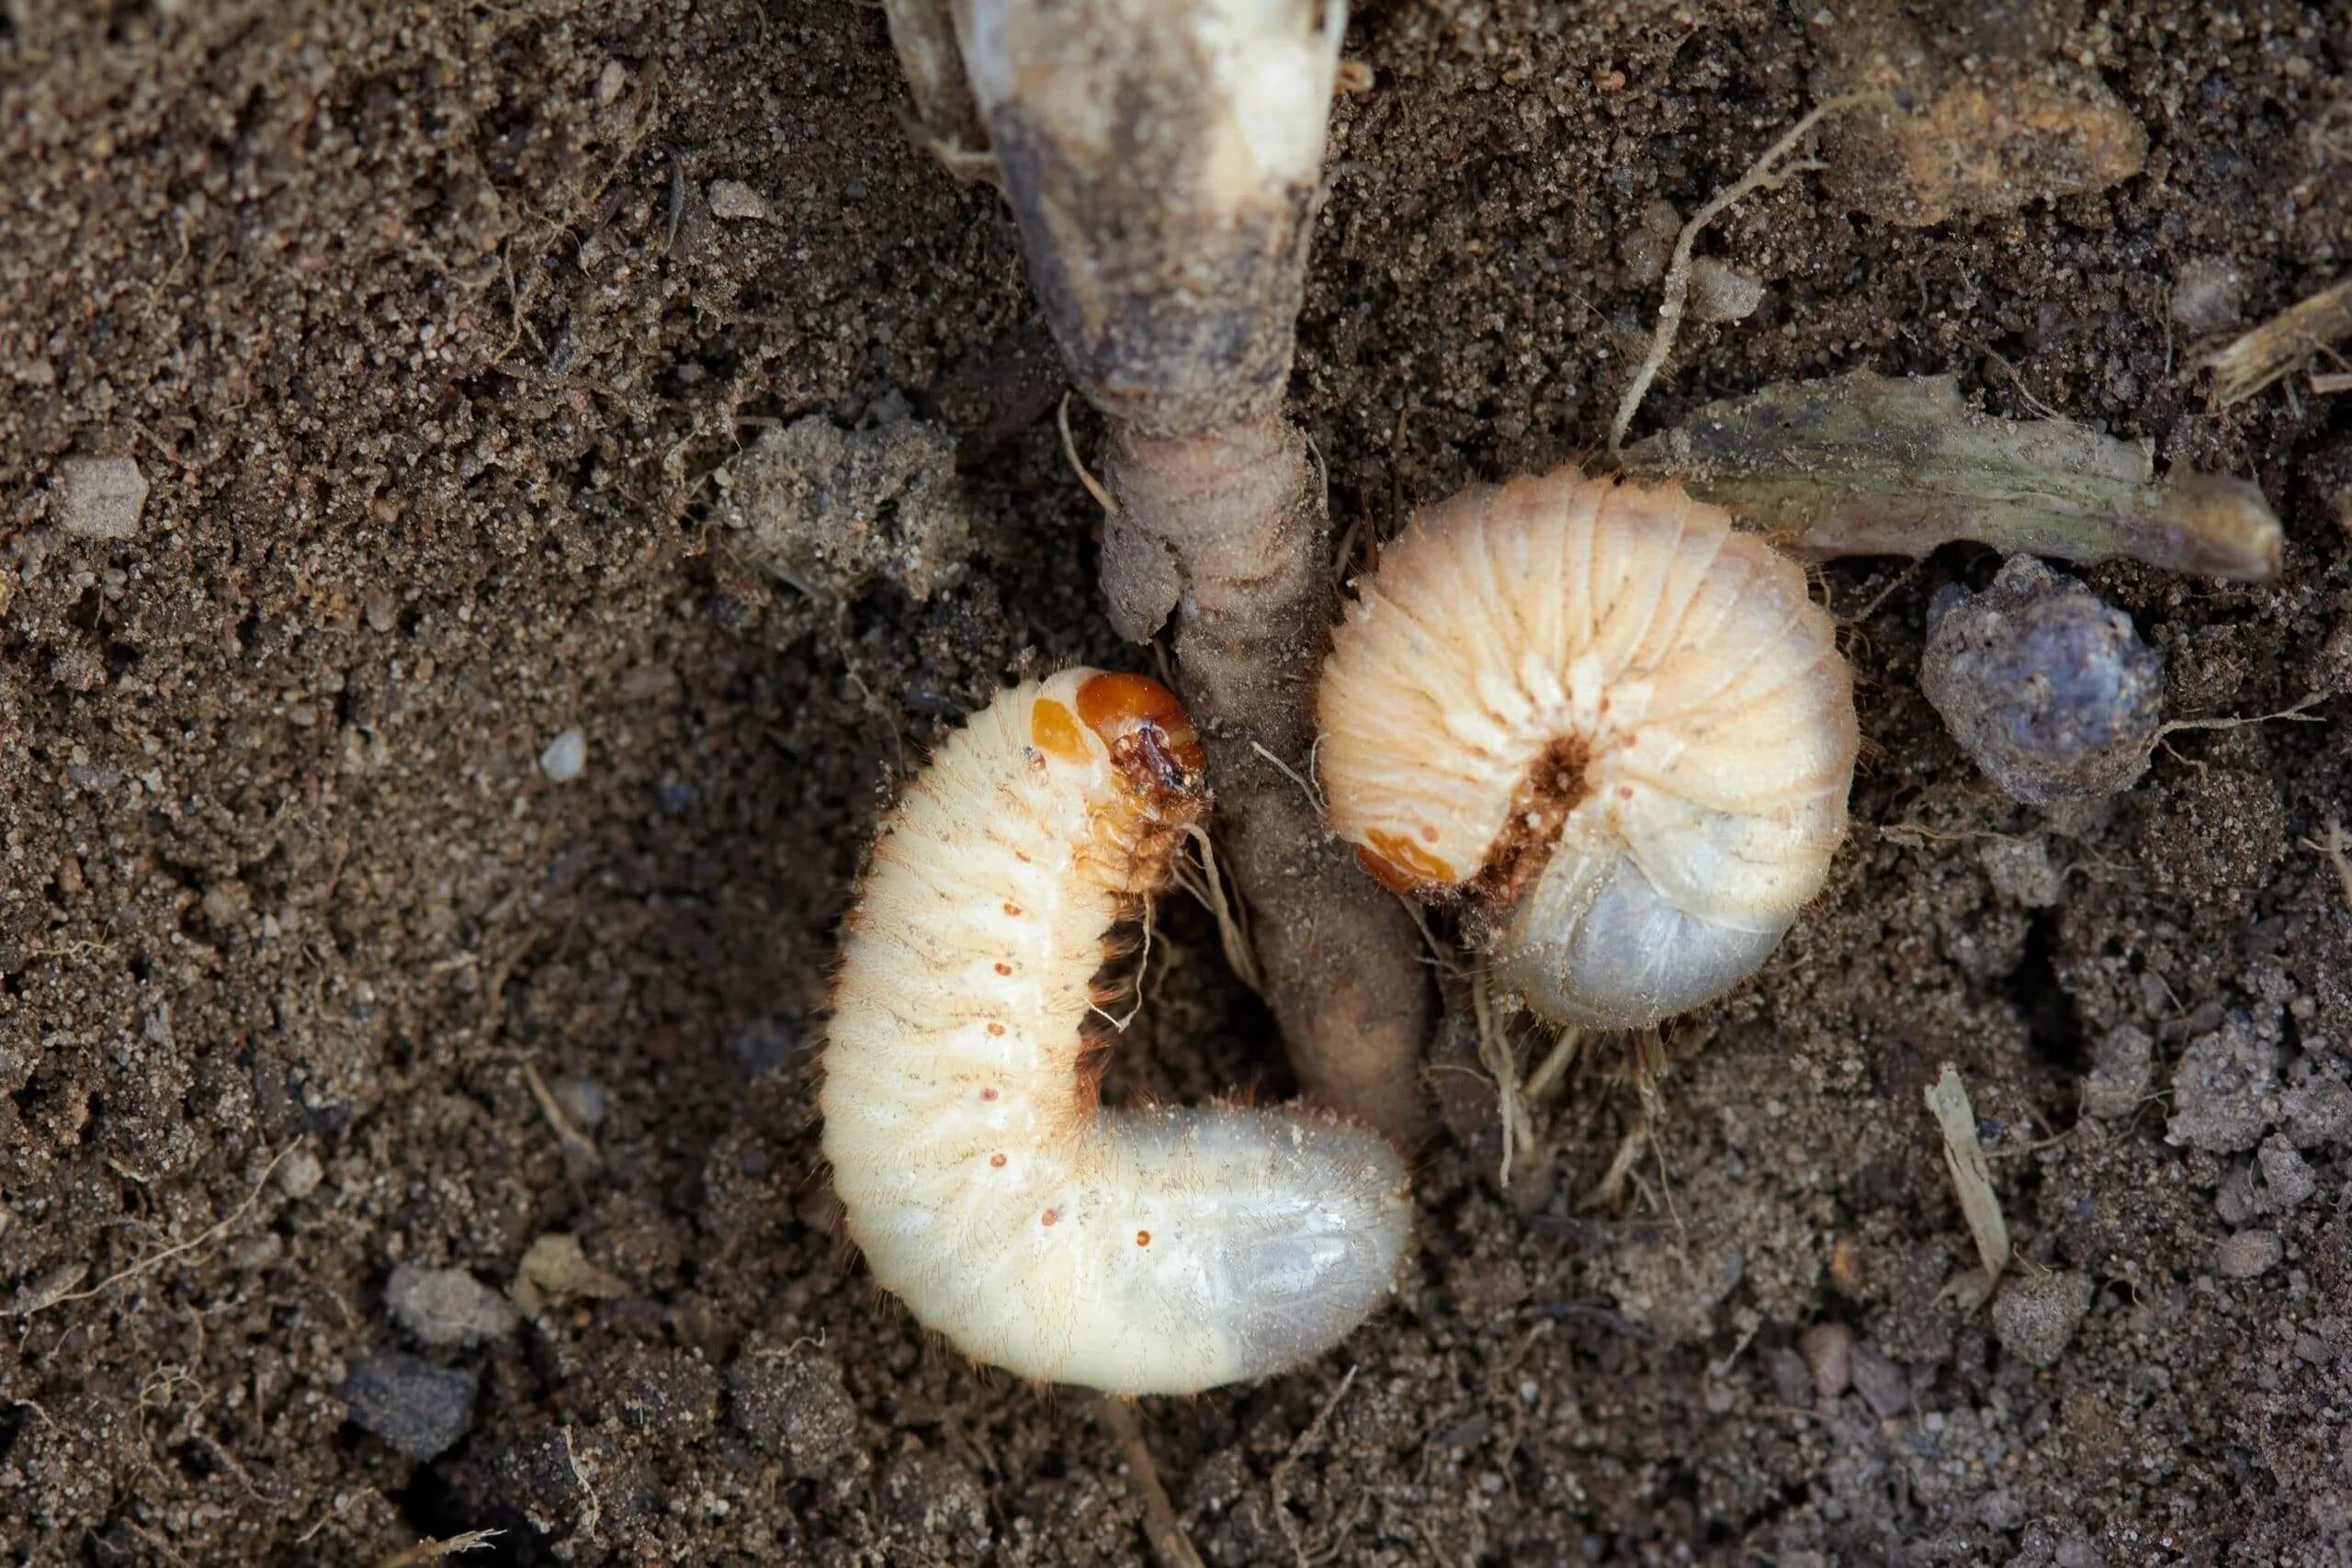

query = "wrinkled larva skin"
[
  {"left": 1920, "top": 555, "right": 2163, "bottom": 807},
  {"left": 1317, "top": 470, "right": 1859, "bottom": 1030},
  {"left": 820, "top": 669, "right": 1410, "bottom": 1396}
]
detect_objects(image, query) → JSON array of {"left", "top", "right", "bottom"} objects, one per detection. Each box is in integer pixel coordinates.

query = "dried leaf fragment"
[
  {"left": 1625, "top": 370, "right": 2282, "bottom": 581},
  {"left": 1924, "top": 1064, "right": 2010, "bottom": 1284},
  {"left": 510, "top": 1233, "right": 630, "bottom": 1317}
]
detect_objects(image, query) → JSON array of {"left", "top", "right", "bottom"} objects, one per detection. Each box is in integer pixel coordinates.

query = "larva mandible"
[
  {"left": 1316, "top": 468, "right": 1859, "bottom": 1031},
  {"left": 820, "top": 668, "right": 1410, "bottom": 1396}
]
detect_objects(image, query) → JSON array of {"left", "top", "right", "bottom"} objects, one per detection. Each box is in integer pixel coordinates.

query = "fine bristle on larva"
[{"left": 1317, "top": 468, "right": 1859, "bottom": 1031}]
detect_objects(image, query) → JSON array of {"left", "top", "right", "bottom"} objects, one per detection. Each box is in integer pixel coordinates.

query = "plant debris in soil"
[{"left": 1, "top": 2, "right": 2348, "bottom": 1563}]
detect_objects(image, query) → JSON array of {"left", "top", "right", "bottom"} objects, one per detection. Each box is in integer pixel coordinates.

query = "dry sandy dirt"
[{"left": 3, "top": 1, "right": 2350, "bottom": 1563}]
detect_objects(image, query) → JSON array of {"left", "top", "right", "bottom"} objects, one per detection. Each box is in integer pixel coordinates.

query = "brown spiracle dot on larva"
[{"left": 1315, "top": 468, "right": 1860, "bottom": 1031}]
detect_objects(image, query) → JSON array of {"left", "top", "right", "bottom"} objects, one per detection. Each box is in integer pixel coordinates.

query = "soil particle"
[
  {"left": 596, "top": 1344, "right": 721, "bottom": 1443},
  {"left": 1991, "top": 1269, "right": 2094, "bottom": 1369},
  {"left": 384, "top": 1263, "right": 521, "bottom": 1348},
  {"left": 2081, "top": 1023, "right": 2154, "bottom": 1120},
  {"left": 2216, "top": 1134, "right": 2318, "bottom": 1224},
  {"left": 2214, "top": 1229, "right": 2284, "bottom": 1280},
  {"left": 726, "top": 1338, "right": 861, "bottom": 1475},
  {"left": 878, "top": 1444, "right": 993, "bottom": 1560},
  {"left": 2166, "top": 1011, "right": 2282, "bottom": 1154},
  {"left": 340, "top": 1351, "right": 480, "bottom": 1462},
  {"left": 717, "top": 406, "right": 976, "bottom": 602},
  {"left": 51, "top": 456, "right": 148, "bottom": 540},
  {"left": 1849, "top": 1343, "right": 1915, "bottom": 1420}
]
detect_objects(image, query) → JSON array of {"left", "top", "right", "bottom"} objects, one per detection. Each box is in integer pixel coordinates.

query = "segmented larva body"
[
  {"left": 1317, "top": 469, "right": 1859, "bottom": 1031},
  {"left": 820, "top": 669, "right": 1409, "bottom": 1396}
]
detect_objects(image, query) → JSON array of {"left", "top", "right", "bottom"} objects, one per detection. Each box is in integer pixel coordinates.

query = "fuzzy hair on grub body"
[
  {"left": 820, "top": 669, "right": 1409, "bottom": 1396},
  {"left": 1316, "top": 469, "right": 1859, "bottom": 1030}
]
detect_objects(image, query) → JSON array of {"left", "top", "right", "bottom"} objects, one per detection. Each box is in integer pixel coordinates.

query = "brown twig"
[
  {"left": 1096, "top": 1396, "right": 1205, "bottom": 1568},
  {"left": 2202, "top": 276, "right": 2352, "bottom": 407}
]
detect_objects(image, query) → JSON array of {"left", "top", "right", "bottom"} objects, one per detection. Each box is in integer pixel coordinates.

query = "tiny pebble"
[
  {"left": 2214, "top": 1229, "right": 2282, "bottom": 1279},
  {"left": 1849, "top": 1345, "right": 1912, "bottom": 1418},
  {"left": 1689, "top": 258, "right": 1766, "bottom": 323},
  {"left": 708, "top": 179, "right": 773, "bottom": 221},
  {"left": 385, "top": 1263, "right": 521, "bottom": 1348},
  {"left": 539, "top": 728, "right": 587, "bottom": 783},
  {"left": 2168, "top": 257, "right": 2245, "bottom": 335},
  {"left": 277, "top": 1147, "right": 325, "bottom": 1199},
  {"left": 340, "top": 1351, "right": 478, "bottom": 1461},
  {"left": 1797, "top": 1320, "right": 1853, "bottom": 1400},
  {"left": 2167, "top": 1013, "right": 2278, "bottom": 1155},
  {"left": 56, "top": 457, "right": 149, "bottom": 540}
]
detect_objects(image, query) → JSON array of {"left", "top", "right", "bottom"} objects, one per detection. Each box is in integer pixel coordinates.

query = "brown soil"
[{"left": 3, "top": 2, "right": 2348, "bottom": 1563}]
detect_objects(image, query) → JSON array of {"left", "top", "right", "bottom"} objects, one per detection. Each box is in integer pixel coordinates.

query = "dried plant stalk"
[
  {"left": 1625, "top": 370, "right": 2282, "bottom": 581},
  {"left": 1924, "top": 1064, "right": 2010, "bottom": 1283},
  {"left": 2201, "top": 276, "right": 2352, "bottom": 408},
  {"left": 911, "top": 0, "right": 1430, "bottom": 1142}
]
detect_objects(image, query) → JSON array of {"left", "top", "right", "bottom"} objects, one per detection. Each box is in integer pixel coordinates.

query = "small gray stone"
[
  {"left": 384, "top": 1264, "right": 520, "bottom": 1348},
  {"left": 1766, "top": 1347, "right": 1814, "bottom": 1407},
  {"left": 2082, "top": 1024, "right": 2153, "bottom": 1120},
  {"left": 1688, "top": 258, "right": 1765, "bottom": 323},
  {"left": 551, "top": 1076, "right": 608, "bottom": 1131},
  {"left": 2053, "top": 1529, "right": 2106, "bottom": 1568},
  {"left": 277, "top": 1147, "right": 325, "bottom": 1199},
  {"left": 2214, "top": 1230, "right": 2282, "bottom": 1280},
  {"left": 341, "top": 1351, "right": 478, "bottom": 1461},
  {"left": 2166, "top": 1013, "right": 2279, "bottom": 1154},
  {"left": 1992, "top": 1269, "right": 2093, "bottom": 1368},
  {"left": 708, "top": 179, "right": 773, "bottom": 221},
  {"left": 1849, "top": 1345, "right": 1912, "bottom": 1419},
  {"left": 56, "top": 457, "right": 148, "bottom": 540},
  {"left": 538, "top": 728, "right": 587, "bottom": 783},
  {"left": 1921, "top": 556, "right": 2164, "bottom": 807}
]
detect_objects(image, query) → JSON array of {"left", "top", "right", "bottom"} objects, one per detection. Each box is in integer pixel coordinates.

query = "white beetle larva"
[
  {"left": 1316, "top": 469, "right": 1860, "bottom": 1031},
  {"left": 820, "top": 668, "right": 1410, "bottom": 1396}
]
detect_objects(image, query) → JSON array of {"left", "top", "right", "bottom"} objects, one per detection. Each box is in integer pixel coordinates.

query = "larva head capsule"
[
  {"left": 1316, "top": 469, "right": 1860, "bottom": 1031},
  {"left": 1027, "top": 670, "right": 1209, "bottom": 895}
]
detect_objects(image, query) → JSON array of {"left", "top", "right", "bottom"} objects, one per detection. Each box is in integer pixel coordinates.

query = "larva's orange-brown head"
[
  {"left": 1076, "top": 671, "right": 1207, "bottom": 803},
  {"left": 1029, "top": 669, "right": 1209, "bottom": 896}
]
